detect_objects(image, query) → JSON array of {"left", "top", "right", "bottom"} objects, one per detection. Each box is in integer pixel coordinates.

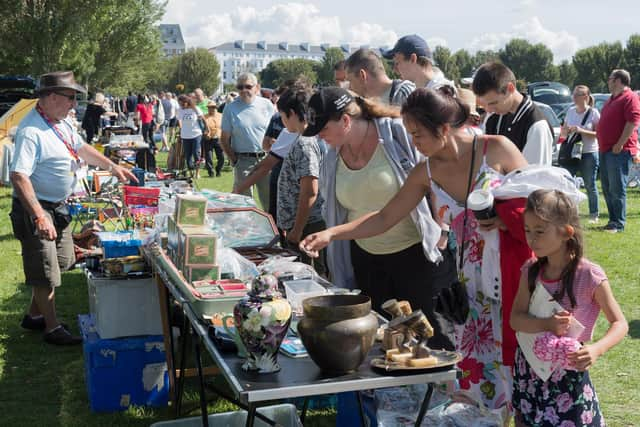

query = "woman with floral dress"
[{"left": 301, "top": 87, "right": 528, "bottom": 411}]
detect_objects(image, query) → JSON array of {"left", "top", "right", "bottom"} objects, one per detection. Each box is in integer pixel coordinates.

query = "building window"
[{"left": 223, "top": 71, "right": 227, "bottom": 79}]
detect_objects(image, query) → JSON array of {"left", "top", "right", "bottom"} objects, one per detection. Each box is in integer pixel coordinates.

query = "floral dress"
[{"left": 427, "top": 147, "right": 511, "bottom": 410}]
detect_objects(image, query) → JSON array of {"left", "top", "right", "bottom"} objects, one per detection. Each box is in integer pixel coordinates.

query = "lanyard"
[{"left": 35, "top": 103, "right": 80, "bottom": 161}]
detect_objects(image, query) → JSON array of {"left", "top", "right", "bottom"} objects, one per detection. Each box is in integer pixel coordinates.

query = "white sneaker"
[{"left": 588, "top": 216, "right": 599, "bottom": 224}]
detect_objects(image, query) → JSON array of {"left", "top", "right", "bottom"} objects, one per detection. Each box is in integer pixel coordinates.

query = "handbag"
[
  {"left": 435, "top": 136, "right": 476, "bottom": 325},
  {"left": 558, "top": 107, "right": 591, "bottom": 168}
]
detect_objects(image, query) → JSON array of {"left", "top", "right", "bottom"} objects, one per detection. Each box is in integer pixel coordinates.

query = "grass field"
[{"left": 0, "top": 153, "right": 638, "bottom": 426}]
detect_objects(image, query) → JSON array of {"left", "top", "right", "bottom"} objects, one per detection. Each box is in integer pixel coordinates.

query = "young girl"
[{"left": 511, "top": 189, "right": 628, "bottom": 426}]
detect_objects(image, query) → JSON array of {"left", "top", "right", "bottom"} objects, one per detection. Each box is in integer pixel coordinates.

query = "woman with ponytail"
[{"left": 302, "top": 87, "right": 529, "bottom": 410}]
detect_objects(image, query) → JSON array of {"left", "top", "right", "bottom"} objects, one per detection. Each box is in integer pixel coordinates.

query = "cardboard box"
[
  {"left": 176, "top": 225, "right": 217, "bottom": 268},
  {"left": 174, "top": 194, "right": 207, "bottom": 226},
  {"left": 185, "top": 264, "right": 221, "bottom": 283}
]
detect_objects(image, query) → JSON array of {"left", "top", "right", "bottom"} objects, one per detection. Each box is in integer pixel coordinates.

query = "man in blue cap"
[{"left": 383, "top": 34, "right": 454, "bottom": 91}]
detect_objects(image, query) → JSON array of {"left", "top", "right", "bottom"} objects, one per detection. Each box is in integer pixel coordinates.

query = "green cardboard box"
[
  {"left": 176, "top": 225, "right": 218, "bottom": 269},
  {"left": 174, "top": 194, "right": 207, "bottom": 226},
  {"left": 185, "top": 265, "right": 220, "bottom": 283}
]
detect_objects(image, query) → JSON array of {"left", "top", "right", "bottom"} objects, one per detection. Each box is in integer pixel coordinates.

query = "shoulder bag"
[{"left": 558, "top": 107, "right": 591, "bottom": 168}]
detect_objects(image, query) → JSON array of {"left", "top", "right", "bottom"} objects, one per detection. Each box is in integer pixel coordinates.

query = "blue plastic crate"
[
  {"left": 98, "top": 231, "right": 142, "bottom": 259},
  {"left": 79, "top": 314, "right": 169, "bottom": 412}
]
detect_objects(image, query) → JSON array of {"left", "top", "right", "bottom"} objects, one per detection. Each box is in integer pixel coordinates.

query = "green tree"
[
  {"left": 557, "top": 60, "right": 577, "bottom": 88},
  {"left": 316, "top": 47, "right": 345, "bottom": 86},
  {"left": 573, "top": 42, "right": 624, "bottom": 92},
  {"left": 259, "top": 58, "right": 318, "bottom": 89},
  {"left": 499, "top": 39, "right": 556, "bottom": 83},
  {"left": 472, "top": 50, "right": 500, "bottom": 69},
  {"left": 168, "top": 48, "right": 220, "bottom": 94},
  {"left": 453, "top": 49, "right": 474, "bottom": 79},
  {"left": 0, "top": 0, "right": 166, "bottom": 94},
  {"left": 623, "top": 34, "right": 640, "bottom": 88},
  {"left": 433, "top": 46, "right": 460, "bottom": 84}
]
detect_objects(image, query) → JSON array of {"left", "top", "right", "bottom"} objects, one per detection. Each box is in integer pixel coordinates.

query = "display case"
[{"left": 206, "top": 207, "right": 298, "bottom": 265}]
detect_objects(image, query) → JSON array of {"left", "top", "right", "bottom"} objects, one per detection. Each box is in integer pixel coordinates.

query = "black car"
[
  {"left": 0, "top": 75, "right": 37, "bottom": 117},
  {"left": 527, "top": 81, "right": 572, "bottom": 111}
]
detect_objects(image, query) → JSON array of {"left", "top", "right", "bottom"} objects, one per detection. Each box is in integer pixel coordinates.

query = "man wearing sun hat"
[
  {"left": 383, "top": 34, "right": 455, "bottom": 92},
  {"left": 10, "top": 71, "right": 137, "bottom": 345}
]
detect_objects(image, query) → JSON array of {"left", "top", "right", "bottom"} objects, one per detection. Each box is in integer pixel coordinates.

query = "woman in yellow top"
[
  {"left": 302, "top": 87, "right": 456, "bottom": 350},
  {"left": 202, "top": 101, "right": 224, "bottom": 177}
]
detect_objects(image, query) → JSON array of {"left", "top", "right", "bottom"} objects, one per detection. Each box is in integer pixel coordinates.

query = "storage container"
[
  {"left": 283, "top": 279, "right": 327, "bottom": 313},
  {"left": 123, "top": 185, "right": 160, "bottom": 207},
  {"left": 86, "top": 270, "right": 162, "bottom": 339},
  {"left": 206, "top": 207, "right": 298, "bottom": 265},
  {"left": 98, "top": 231, "right": 142, "bottom": 259},
  {"left": 149, "top": 403, "right": 301, "bottom": 427},
  {"left": 79, "top": 314, "right": 168, "bottom": 412}
]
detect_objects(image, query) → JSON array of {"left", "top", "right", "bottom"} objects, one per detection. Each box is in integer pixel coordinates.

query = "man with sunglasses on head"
[
  {"left": 221, "top": 73, "right": 275, "bottom": 209},
  {"left": 10, "top": 71, "right": 137, "bottom": 345}
]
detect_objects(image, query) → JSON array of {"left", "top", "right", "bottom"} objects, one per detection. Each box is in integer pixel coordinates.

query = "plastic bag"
[
  {"left": 217, "top": 247, "right": 259, "bottom": 281},
  {"left": 257, "top": 255, "right": 331, "bottom": 287},
  {"left": 492, "top": 164, "right": 586, "bottom": 204}
]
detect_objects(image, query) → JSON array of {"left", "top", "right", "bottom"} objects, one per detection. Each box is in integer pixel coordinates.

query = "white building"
[
  {"left": 159, "top": 24, "right": 186, "bottom": 57},
  {"left": 210, "top": 40, "right": 384, "bottom": 93}
]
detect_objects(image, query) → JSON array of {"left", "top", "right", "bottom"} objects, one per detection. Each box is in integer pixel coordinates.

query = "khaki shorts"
[{"left": 10, "top": 198, "right": 75, "bottom": 288}]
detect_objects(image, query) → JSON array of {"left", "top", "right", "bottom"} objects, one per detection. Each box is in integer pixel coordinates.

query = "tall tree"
[
  {"left": 623, "top": 34, "right": 640, "bottom": 89},
  {"left": 433, "top": 46, "right": 460, "bottom": 83},
  {"left": 259, "top": 58, "right": 318, "bottom": 89},
  {"left": 557, "top": 60, "right": 577, "bottom": 88},
  {"left": 499, "top": 39, "right": 556, "bottom": 83},
  {"left": 169, "top": 48, "right": 221, "bottom": 94},
  {"left": 472, "top": 50, "right": 500, "bottom": 69},
  {"left": 573, "top": 42, "right": 624, "bottom": 92},
  {"left": 316, "top": 47, "right": 345, "bottom": 86},
  {"left": 453, "top": 49, "right": 474, "bottom": 79},
  {"left": 0, "top": 0, "right": 165, "bottom": 94}
]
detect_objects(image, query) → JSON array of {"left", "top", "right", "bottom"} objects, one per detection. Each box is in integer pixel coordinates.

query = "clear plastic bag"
[{"left": 217, "top": 247, "right": 259, "bottom": 281}]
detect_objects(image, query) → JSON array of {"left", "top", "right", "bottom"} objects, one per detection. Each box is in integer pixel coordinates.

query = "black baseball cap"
[
  {"left": 303, "top": 87, "right": 353, "bottom": 137},
  {"left": 382, "top": 34, "right": 434, "bottom": 63}
]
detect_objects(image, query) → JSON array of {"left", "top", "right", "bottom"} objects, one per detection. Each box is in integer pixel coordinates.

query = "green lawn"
[{"left": 0, "top": 154, "right": 638, "bottom": 426}]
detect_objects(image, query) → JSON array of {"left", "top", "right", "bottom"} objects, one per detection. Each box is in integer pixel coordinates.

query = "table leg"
[
  {"left": 300, "top": 397, "right": 310, "bottom": 424},
  {"left": 414, "top": 383, "right": 434, "bottom": 427},
  {"left": 156, "top": 275, "right": 177, "bottom": 405},
  {"left": 245, "top": 404, "right": 256, "bottom": 427},
  {"left": 176, "top": 315, "right": 190, "bottom": 417},
  {"left": 193, "top": 332, "right": 209, "bottom": 427},
  {"left": 356, "top": 391, "right": 367, "bottom": 427}
]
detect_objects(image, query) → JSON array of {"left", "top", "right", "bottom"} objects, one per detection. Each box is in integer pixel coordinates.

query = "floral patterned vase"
[{"left": 233, "top": 274, "right": 292, "bottom": 373}]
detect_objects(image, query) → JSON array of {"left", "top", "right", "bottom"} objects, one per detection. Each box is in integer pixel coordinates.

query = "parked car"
[
  {"left": 592, "top": 93, "right": 610, "bottom": 112},
  {"left": 527, "top": 81, "right": 572, "bottom": 115},
  {"left": 534, "top": 101, "right": 562, "bottom": 165},
  {"left": 0, "top": 75, "right": 37, "bottom": 117}
]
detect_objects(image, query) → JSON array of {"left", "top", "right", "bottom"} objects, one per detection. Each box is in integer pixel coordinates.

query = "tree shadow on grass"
[{"left": 628, "top": 319, "right": 640, "bottom": 339}]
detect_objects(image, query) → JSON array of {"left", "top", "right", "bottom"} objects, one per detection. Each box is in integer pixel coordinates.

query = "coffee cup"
[{"left": 467, "top": 189, "right": 496, "bottom": 220}]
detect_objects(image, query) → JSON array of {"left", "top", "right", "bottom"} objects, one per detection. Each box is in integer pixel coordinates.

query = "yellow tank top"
[{"left": 335, "top": 145, "right": 420, "bottom": 254}]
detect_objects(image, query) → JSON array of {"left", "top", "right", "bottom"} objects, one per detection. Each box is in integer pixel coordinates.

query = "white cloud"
[
  {"left": 467, "top": 17, "right": 579, "bottom": 62},
  {"left": 163, "top": 2, "right": 397, "bottom": 49}
]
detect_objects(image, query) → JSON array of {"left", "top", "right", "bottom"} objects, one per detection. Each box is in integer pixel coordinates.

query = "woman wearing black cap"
[
  {"left": 302, "top": 87, "right": 457, "bottom": 351},
  {"left": 302, "top": 87, "right": 529, "bottom": 411}
]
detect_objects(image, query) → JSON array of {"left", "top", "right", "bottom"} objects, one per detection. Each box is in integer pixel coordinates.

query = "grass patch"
[{"left": 0, "top": 154, "right": 638, "bottom": 426}]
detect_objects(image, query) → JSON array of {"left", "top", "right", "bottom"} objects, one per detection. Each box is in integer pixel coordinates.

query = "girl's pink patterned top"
[{"left": 522, "top": 258, "right": 606, "bottom": 342}]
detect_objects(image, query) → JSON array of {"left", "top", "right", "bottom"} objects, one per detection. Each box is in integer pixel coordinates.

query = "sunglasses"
[
  {"left": 236, "top": 84, "right": 254, "bottom": 91},
  {"left": 53, "top": 91, "right": 76, "bottom": 101}
]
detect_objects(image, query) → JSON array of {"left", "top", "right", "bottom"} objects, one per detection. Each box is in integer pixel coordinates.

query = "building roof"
[
  {"left": 159, "top": 24, "right": 185, "bottom": 47},
  {"left": 212, "top": 40, "right": 387, "bottom": 56}
]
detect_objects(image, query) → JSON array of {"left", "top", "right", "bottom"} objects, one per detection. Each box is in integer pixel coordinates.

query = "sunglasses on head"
[
  {"left": 236, "top": 84, "right": 254, "bottom": 90},
  {"left": 53, "top": 91, "right": 76, "bottom": 101}
]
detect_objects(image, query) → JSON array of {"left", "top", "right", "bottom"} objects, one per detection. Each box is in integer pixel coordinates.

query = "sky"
[{"left": 162, "top": 0, "right": 640, "bottom": 63}]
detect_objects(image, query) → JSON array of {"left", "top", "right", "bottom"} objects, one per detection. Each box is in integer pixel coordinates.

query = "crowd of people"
[{"left": 8, "top": 32, "right": 639, "bottom": 426}]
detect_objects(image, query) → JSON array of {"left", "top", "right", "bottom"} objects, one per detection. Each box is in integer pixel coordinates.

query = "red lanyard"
[{"left": 35, "top": 103, "right": 80, "bottom": 161}]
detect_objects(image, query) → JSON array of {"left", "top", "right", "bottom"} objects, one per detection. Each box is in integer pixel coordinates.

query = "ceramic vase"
[{"left": 233, "top": 274, "right": 292, "bottom": 373}]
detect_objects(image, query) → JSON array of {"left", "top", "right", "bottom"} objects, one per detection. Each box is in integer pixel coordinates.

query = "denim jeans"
[
  {"left": 182, "top": 136, "right": 202, "bottom": 170},
  {"left": 600, "top": 150, "right": 631, "bottom": 230},
  {"left": 567, "top": 152, "right": 600, "bottom": 217}
]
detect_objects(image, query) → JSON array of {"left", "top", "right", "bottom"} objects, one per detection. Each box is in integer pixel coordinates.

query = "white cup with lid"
[{"left": 467, "top": 189, "right": 496, "bottom": 220}]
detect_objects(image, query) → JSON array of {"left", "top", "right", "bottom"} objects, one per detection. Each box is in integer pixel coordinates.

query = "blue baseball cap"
[{"left": 382, "top": 34, "right": 434, "bottom": 63}]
